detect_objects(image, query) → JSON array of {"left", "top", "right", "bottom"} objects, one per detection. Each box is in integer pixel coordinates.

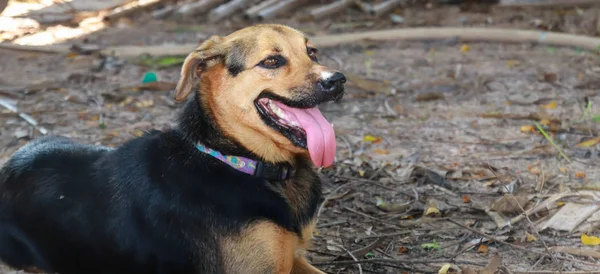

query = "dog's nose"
[{"left": 322, "top": 72, "right": 346, "bottom": 90}]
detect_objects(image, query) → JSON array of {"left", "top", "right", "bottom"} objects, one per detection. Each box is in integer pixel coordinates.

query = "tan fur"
[
  {"left": 175, "top": 24, "right": 341, "bottom": 164},
  {"left": 221, "top": 220, "right": 323, "bottom": 274}
]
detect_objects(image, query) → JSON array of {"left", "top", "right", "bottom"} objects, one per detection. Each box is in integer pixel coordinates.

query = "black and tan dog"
[{"left": 0, "top": 24, "right": 345, "bottom": 274}]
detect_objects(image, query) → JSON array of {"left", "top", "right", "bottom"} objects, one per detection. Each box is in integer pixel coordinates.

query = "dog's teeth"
[{"left": 268, "top": 101, "right": 286, "bottom": 119}]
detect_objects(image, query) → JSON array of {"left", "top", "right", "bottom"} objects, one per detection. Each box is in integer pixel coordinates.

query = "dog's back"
[
  {"left": 0, "top": 134, "right": 199, "bottom": 274},
  {"left": 0, "top": 136, "right": 110, "bottom": 271}
]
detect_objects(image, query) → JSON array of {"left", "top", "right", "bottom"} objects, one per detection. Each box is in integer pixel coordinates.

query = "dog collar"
[{"left": 195, "top": 143, "right": 292, "bottom": 180}]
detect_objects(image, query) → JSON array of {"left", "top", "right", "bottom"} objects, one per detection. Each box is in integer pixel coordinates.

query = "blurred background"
[{"left": 2, "top": 0, "right": 600, "bottom": 273}]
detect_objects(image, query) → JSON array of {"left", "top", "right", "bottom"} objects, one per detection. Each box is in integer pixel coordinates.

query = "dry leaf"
[
  {"left": 425, "top": 206, "right": 440, "bottom": 216},
  {"left": 460, "top": 44, "right": 469, "bottom": 52},
  {"left": 363, "top": 135, "right": 382, "bottom": 143},
  {"left": 489, "top": 195, "right": 530, "bottom": 214},
  {"left": 543, "top": 72, "right": 557, "bottom": 83},
  {"left": 582, "top": 234, "right": 600, "bottom": 246},
  {"left": 460, "top": 266, "right": 478, "bottom": 274},
  {"left": 481, "top": 254, "right": 501, "bottom": 274},
  {"left": 438, "top": 263, "right": 455, "bottom": 274},
  {"left": 398, "top": 246, "right": 409, "bottom": 254},
  {"left": 462, "top": 195, "right": 471, "bottom": 203},
  {"left": 345, "top": 72, "right": 395, "bottom": 94},
  {"left": 576, "top": 137, "right": 600, "bottom": 148},
  {"left": 576, "top": 172, "right": 586, "bottom": 179},
  {"left": 543, "top": 202, "right": 600, "bottom": 231},
  {"left": 520, "top": 125, "right": 535, "bottom": 133},
  {"left": 526, "top": 231, "right": 538, "bottom": 242},
  {"left": 559, "top": 167, "right": 567, "bottom": 173},
  {"left": 477, "top": 244, "right": 488, "bottom": 254},
  {"left": 135, "top": 99, "right": 154, "bottom": 108},
  {"left": 539, "top": 119, "right": 551, "bottom": 126},
  {"left": 528, "top": 166, "right": 541, "bottom": 175},
  {"left": 375, "top": 149, "right": 390, "bottom": 155},
  {"left": 506, "top": 60, "right": 520, "bottom": 68},
  {"left": 424, "top": 199, "right": 441, "bottom": 216},
  {"left": 541, "top": 100, "right": 557, "bottom": 109}
]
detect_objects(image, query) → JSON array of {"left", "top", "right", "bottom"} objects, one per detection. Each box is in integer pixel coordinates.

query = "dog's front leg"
[{"left": 291, "top": 257, "right": 325, "bottom": 274}]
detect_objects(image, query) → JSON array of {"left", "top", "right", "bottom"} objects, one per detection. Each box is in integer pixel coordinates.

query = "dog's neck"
[{"left": 178, "top": 93, "right": 256, "bottom": 159}]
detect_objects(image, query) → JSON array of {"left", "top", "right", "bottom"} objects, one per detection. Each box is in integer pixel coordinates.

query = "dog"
[{"left": 0, "top": 24, "right": 345, "bottom": 274}]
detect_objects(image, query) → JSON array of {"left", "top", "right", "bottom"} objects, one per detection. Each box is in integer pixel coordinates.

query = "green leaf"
[
  {"left": 137, "top": 56, "right": 186, "bottom": 68},
  {"left": 593, "top": 115, "right": 600, "bottom": 123},
  {"left": 365, "top": 252, "right": 375, "bottom": 258},
  {"left": 421, "top": 240, "right": 440, "bottom": 250}
]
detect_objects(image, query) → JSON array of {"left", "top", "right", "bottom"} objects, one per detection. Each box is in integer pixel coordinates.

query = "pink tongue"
[{"left": 276, "top": 103, "right": 336, "bottom": 167}]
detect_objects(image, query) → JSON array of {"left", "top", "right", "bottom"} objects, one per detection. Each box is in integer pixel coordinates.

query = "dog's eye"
[
  {"left": 258, "top": 55, "right": 286, "bottom": 69},
  {"left": 307, "top": 47, "right": 318, "bottom": 62}
]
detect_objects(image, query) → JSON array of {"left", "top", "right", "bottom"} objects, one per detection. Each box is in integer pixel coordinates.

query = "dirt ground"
[{"left": 2, "top": 1, "right": 600, "bottom": 273}]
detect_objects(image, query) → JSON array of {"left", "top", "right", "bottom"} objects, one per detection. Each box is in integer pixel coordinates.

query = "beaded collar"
[{"left": 195, "top": 143, "right": 292, "bottom": 180}]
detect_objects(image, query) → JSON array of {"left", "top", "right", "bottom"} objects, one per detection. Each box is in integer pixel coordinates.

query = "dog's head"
[{"left": 175, "top": 24, "right": 345, "bottom": 168}]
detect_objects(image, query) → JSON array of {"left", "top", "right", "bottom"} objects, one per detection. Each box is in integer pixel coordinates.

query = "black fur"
[
  {"left": 225, "top": 40, "right": 253, "bottom": 77},
  {"left": 0, "top": 92, "right": 322, "bottom": 274}
]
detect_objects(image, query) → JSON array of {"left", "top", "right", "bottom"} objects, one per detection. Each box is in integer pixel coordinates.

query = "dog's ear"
[{"left": 174, "top": 36, "right": 224, "bottom": 102}]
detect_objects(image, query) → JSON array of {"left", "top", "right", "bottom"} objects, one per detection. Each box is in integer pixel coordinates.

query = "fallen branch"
[
  {"left": 244, "top": 0, "right": 278, "bottom": 19},
  {"left": 176, "top": 0, "right": 225, "bottom": 16},
  {"left": 257, "top": 0, "right": 307, "bottom": 20},
  {"left": 208, "top": 0, "right": 251, "bottom": 22},
  {"left": 549, "top": 246, "right": 600, "bottom": 260},
  {"left": 371, "top": 0, "right": 402, "bottom": 17},
  {"left": 353, "top": 0, "right": 372, "bottom": 14},
  {"left": 312, "top": 258, "right": 487, "bottom": 267},
  {"left": 104, "top": 0, "right": 169, "bottom": 22},
  {"left": 309, "top": 0, "right": 354, "bottom": 20},
  {"left": 4, "top": 27, "right": 600, "bottom": 59},
  {"left": 498, "top": 0, "right": 600, "bottom": 8}
]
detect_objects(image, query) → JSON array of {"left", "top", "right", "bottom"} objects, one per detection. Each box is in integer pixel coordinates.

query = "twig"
[
  {"left": 316, "top": 220, "right": 347, "bottom": 228},
  {"left": 534, "top": 122, "right": 571, "bottom": 163},
  {"left": 317, "top": 181, "right": 359, "bottom": 217},
  {"left": 356, "top": 230, "right": 411, "bottom": 241},
  {"left": 313, "top": 258, "right": 487, "bottom": 267},
  {"left": 447, "top": 219, "right": 548, "bottom": 256},
  {"left": 351, "top": 238, "right": 386, "bottom": 258},
  {"left": 338, "top": 245, "right": 363, "bottom": 274},
  {"left": 447, "top": 219, "right": 600, "bottom": 267},
  {"left": 0, "top": 99, "right": 48, "bottom": 135},
  {"left": 343, "top": 206, "right": 405, "bottom": 229}
]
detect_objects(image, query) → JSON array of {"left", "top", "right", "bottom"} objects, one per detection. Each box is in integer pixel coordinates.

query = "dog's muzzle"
[{"left": 316, "top": 72, "right": 346, "bottom": 102}]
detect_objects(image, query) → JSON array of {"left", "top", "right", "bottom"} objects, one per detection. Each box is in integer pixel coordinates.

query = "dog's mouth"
[{"left": 255, "top": 96, "right": 336, "bottom": 168}]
